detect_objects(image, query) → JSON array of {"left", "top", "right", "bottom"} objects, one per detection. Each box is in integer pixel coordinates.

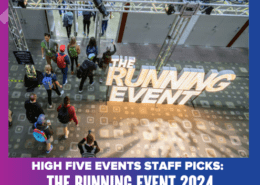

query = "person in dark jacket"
[
  {"left": 78, "top": 131, "right": 100, "bottom": 158},
  {"left": 33, "top": 114, "right": 54, "bottom": 153},
  {"left": 99, "top": 42, "right": 116, "bottom": 83},
  {"left": 82, "top": 2, "right": 93, "bottom": 38},
  {"left": 24, "top": 93, "right": 44, "bottom": 124},
  {"left": 79, "top": 54, "right": 97, "bottom": 93}
]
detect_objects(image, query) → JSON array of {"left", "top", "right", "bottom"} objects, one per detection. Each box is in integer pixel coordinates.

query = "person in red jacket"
[{"left": 57, "top": 96, "right": 78, "bottom": 139}]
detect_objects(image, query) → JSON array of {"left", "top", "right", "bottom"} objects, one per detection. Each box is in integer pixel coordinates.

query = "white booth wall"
[
  {"left": 184, "top": 16, "right": 248, "bottom": 47},
  {"left": 122, "top": 13, "right": 248, "bottom": 48},
  {"left": 16, "top": 9, "right": 49, "bottom": 40},
  {"left": 122, "top": 13, "right": 177, "bottom": 44}
]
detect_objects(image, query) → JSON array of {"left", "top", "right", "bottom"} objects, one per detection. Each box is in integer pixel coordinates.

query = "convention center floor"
[{"left": 8, "top": 37, "right": 249, "bottom": 158}]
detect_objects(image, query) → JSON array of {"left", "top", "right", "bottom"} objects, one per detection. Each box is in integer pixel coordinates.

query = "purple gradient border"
[{"left": 2, "top": 1, "right": 259, "bottom": 185}]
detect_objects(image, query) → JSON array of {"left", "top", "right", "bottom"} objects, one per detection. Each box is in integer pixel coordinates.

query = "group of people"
[
  {"left": 24, "top": 30, "right": 116, "bottom": 155},
  {"left": 61, "top": 1, "right": 113, "bottom": 39},
  {"left": 41, "top": 32, "right": 116, "bottom": 108},
  {"left": 25, "top": 93, "right": 100, "bottom": 156}
]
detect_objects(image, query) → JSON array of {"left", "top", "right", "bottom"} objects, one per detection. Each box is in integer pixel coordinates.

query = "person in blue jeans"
[
  {"left": 86, "top": 37, "right": 98, "bottom": 64},
  {"left": 58, "top": 0, "right": 66, "bottom": 16},
  {"left": 101, "top": 1, "right": 111, "bottom": 36},
  {"left": 56, "top": 45, "right": 70, "bottom": 85}
]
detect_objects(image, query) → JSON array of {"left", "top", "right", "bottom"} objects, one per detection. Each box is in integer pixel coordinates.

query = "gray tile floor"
[{"left": 8, "top": 36, "right": 249, "bottom": 158}]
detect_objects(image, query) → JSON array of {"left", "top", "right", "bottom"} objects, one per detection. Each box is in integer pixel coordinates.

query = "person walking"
[
  {"left": 41, "top": 33, "right": 59, "bottom": 73},
  {"left": 101, "top": 1, "right": 111, "bottom": 37},
  {"left": 86, "top": 37, "right": 98, "bottom": 64},
  {"left": 78, "top": 54, "right": 97, "bottom": 93},
  {"left": 57, "top": 96, "right": 78, "bottom": 139},
  {"left": 24, "top": 93, "right": 45, "bottom": 124},
  {"left": 78, "top": 130, "right": 100, "bottom": 158},
  {"left": 67, "top": 37, "right": 80, "bottom": 75},
  {"left": 99, "top": 41, "right": 116, "bottom": 83},
  {"left": 82, "top": 2, "right": 93, "bottom": 38},
  {"left": 56, "top": 45, "right": 70, "bottom": 85},
  {"left": 33, "top": 114, "right": 54, "bottom": 154},
  {"left": 42, "top": 65, "right": 64, "bottom": 109},
  {"left": 58, "top": 0, "right": 66, "bottom": 16},
  {"left": 63, "top": 10, "right": 74, "bottom": 39}
]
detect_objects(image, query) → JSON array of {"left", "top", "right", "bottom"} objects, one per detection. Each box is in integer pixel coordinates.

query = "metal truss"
[
  {"left": 15, "top": 0, "right": 249, "bottom": 17},
  {"left": 9, "top": 0, "right": 29, "bottom": 51},
  {"left": 154, "top": 3, "right": 201, "bottom": 71}
]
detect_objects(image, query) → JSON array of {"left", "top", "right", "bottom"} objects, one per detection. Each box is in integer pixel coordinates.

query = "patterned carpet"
[{"left": 8, "top": 40, "right": 249, "bottom": 158}]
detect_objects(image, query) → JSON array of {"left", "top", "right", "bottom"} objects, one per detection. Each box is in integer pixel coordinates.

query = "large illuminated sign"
[{"left": 106, "top": 56, "right": 236, "bottom": 105}]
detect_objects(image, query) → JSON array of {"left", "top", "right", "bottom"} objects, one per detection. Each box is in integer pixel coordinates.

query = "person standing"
[
  {"left": 78, "top": 54, "right": 97, "bottom": 93},
  {"left": 56, "top": 45, "right": 70, "bottom": 85},
  {"left": 67, "top": 37, "right": 80, "bottom": 75},
  {"left": 78, "top": 131, "right": 100, "bottom": 158},
  {"left": 42, "top": 65, "right": 64, "bottom": 109},
  {"left": 63, "top": 10, "right": 74, "bottom": 39},
  {"left": 41, "top": 33, "right": 59, "bottom": 73},
  {"left": 24, "top": 93, "right": 45, "bottom": 124},
  {"left": 82, "top": 2, "right": 93, "bottom": 38},
  {"left": 86, "top": 37, "right": 98, "bottom": 64},
  {"left": 99, "top": 41, "right": 116, "bottom": 83},
  {"left": 57, "top": 96, "right": 78, "bottom": 139}
]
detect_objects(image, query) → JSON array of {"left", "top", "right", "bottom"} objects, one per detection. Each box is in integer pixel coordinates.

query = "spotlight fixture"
[
  {"left": 17, "top": 0, "right": 28, "bottom": 8},
  {"left": 165, "top": 4, "right": 175, "bottom": 15},
  {"left": 202, "top": 6, "right": 214, "bottom": 15},
  {"left": 93, "top": 0, "right": 109, "bottom": 18}
]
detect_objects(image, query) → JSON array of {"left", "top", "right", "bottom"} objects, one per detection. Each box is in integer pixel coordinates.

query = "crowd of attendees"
[{"left": 11, "top": 1, "right": 117, "bottom": 155}]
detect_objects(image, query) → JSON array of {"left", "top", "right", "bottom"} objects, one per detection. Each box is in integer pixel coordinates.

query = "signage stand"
[{"left": 13, "top": 51, "right": 34, "bottom": 65}]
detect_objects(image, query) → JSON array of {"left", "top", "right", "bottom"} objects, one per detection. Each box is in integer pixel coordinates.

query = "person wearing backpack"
[
  {"left": 86, "top": 37, "right": 98, "bottom": 64},
  {"left": 56, "top": 45, "right": 70, "bottom": 85},
  {"left": 41, "top": 33, "right": 59, "bottom": 73},
  {"left": 33, "top": 114, "right": 54, "bottom": 154},
  {"left": 42, "top": 65, "right": 64, "bottom": 109},
  {"left": 57, "top": 96, "right": 78, "bottom": 139},
  {"left": 78, "top": 130, "right": 100, "bottom": 158},
  {"left": 67, "top": 37, "right": 80, "bottom": 75},
  {"left": 24, "top": 93, "right": 44, "bottom": 124},
  {"left": 99, "top": 41, "right": 116, "bottom": 83},
  {"left": 63, "top": 10, "right": 74, "bottom": 39},
  {"left": 78, "top": 54, "right": 97, "bottom": 93},
  {"left": 83, "top": 2, "right": 93, "bottom": 38}
]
